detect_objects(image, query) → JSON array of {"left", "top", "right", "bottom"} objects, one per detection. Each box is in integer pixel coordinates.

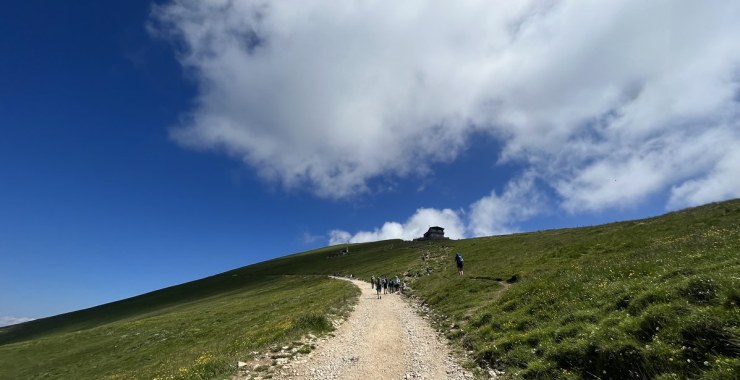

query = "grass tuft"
[{"left": 293, "top": 314, "right": 333, "bottom": 333}]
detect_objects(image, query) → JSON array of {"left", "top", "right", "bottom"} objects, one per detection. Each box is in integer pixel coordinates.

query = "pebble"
[
  {"left": 268, "top": 278, "right": 470, "bottom": 379},
  {"left": 230, "top": 276, "right": 472, "bottom": 380}
]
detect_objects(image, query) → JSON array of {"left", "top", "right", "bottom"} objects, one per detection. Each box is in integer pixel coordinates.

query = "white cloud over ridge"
[
  {"left": 330, "top": 173, "right": 544, "bottom": 244},
  {"left": 329, "top": 208, "right": 465, "bottom": 245},
  {"left": 154, "top": 0, "right": 740, "bottom": 212}
]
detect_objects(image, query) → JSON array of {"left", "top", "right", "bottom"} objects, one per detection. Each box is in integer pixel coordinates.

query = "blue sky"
[{"left": 2, "top": 1, "right": 739, "bottom": 325}]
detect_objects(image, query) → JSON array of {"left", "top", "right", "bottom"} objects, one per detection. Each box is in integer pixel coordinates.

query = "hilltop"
[{"left": 1, "top": 199, "right": 738, "bottom": 379}]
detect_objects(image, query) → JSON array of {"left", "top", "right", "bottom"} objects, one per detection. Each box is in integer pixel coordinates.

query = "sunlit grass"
[
  {"left": 2, "top": 200, "right": 738, "bottom": 379},
  {"left": 0, "top": 276, "right": 358, "bottom": 379}
]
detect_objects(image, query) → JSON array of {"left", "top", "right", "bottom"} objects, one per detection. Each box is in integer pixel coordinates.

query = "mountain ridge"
[{"left": 1, "top": 199, "right": 738, "bottom": 379}]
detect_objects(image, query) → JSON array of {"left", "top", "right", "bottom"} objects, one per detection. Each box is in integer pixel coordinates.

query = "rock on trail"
[{"left": 274, "top": 277, "right": 470, "bottom": 380}]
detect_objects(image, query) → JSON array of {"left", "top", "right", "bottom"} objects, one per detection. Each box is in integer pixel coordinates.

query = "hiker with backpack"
[{"left": 455, "top": 253, "right": 464, "bottom": 276}]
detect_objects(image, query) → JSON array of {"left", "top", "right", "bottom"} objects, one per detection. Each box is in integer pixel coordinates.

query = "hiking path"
[{"left": 273, "top": 277, "right": 471, "bottom": 379}]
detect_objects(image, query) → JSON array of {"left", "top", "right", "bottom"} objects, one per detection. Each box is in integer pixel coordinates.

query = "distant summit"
[{"left": 414, "top": 226, "right": 449, "bottom": 241}]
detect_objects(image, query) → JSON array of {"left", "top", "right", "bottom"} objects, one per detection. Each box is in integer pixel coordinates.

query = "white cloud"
[
  {"left": 301, "top": 231, "right": 322, "bottom": 244},
  {"left": 0, "top": 316, "right": 34, "bottom": 327},
  {"left": 328, "top": 230, "right": 352, "bottom": 246},
  {"left": 469, "top": 173, "right": 545, "bottom": 236},
  {"left": 668, "top": 147, "right": 740, "bottom": 210},
  {"left": 555, "top": 127, "right": 738, "bottom": 212},
  {"left": 153, "top": 0, "right": 740, "bottom": 210},
  {"left": 330, "top": 208, "right": 465, "bottom": 244},
  {"left": 332, "top": 173, "right": 546, "bottom": 243}
]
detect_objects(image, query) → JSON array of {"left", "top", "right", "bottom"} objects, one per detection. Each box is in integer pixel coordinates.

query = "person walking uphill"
[{"left": 455, "top": 253, "right": 464, "bottom": 276}]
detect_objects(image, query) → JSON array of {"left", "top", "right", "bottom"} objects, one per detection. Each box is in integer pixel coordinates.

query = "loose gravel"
[{"left": 274, "top": 277, "right": 470, "bottom": 380}]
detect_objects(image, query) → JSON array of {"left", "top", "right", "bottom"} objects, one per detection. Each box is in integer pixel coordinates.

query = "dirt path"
[{"left": 275, "top": 277, "right": 471, "bottom": 380}]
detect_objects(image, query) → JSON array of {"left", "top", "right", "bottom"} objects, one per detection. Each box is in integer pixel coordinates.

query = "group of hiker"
[
  {"left": 366, "top": 252, "right": 464, "bottom": 299},
  {"left": 369, "top": 275, "right": 406, "bottom": 299}
]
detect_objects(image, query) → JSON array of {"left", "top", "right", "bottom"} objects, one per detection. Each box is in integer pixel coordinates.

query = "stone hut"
[{"left": 415, "top": 226, "right": 449, "bottom": 241}]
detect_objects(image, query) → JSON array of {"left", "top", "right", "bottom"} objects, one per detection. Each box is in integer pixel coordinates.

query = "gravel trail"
[{"left": 276, "top": 277, "right": 470, "bottom": 380}]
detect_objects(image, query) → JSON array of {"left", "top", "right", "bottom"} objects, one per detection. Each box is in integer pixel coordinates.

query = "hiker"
[
  {"left": 371, "top": 275, "right": 375, "bottom": 289},
  {"left": 455, "top": 253, "right": 464, "bottom": 276},
  {"left": 376, "top": 278, "right": 382, "bottom": 299},
  {"left": 383, "top": 277, "right": 388, "bottom": 294},
  {"left": 395, "top": 276, "right": 400, "bottom": 293}
]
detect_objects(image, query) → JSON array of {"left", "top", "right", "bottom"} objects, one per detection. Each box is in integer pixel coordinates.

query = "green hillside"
[
  {"left": 1, "top": 200, "right": 739, "bottom": 379},
  {"left": 0, "top": 275, "right": 360, "bottom": 379}
]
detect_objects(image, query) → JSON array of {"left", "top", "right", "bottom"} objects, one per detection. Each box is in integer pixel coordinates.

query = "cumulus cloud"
[
  {"left": 0, "top": 316, "right": 34, "bottom": 327},
  {"left": 153, "top": 0, "right": 740, "bottom": 209},
  {"left": 330, "top": 173, "right": 548, "bottom": 244},
  {"left": 668, "top": 147, "right": 740, "bottom": 209},
  {"left": 330, "top": 208, "right": 465, "bottom": 244},
  {"left": 469, "top": 173, "right": 546, "bottom": 236}
]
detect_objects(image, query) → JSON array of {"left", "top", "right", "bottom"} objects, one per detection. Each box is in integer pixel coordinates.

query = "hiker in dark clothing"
[
  {"left": 383, "top": 277, "right": 388, "bottom": 294},
  {"left": 376, "top": 278, "right": 382, "bottom": 299},
  {"left": 371, "top": 275, "right": 375, "bottom": 289},
  {"left": 455, "top": 253, "right": 464, "bottom": 276}
]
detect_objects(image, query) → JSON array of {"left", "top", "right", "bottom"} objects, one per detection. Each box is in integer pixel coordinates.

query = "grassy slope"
[
  {"left": 248, "top": 200, "right": 740, "bottom": 379},
  {"left": 0, "top": 275, "right": 359, "bottom": 379},
  {"left": 1, "top": 200, "right": 739, "bottom": 379}
]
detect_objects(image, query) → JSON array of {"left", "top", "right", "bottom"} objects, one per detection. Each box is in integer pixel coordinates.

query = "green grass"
[
  {"left": 0, "top": 275, "right": 359, "bottom": 379},
  {"left": 256, "top": 200, "right": 740, "bottom": 379},
  {"left": 2, "top": 199, "right": 739, "bottom": 379}
]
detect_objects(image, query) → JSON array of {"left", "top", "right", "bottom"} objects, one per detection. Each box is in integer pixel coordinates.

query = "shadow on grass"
[{"left": 469, "top": 276, "right": 503, "bottom": 282}]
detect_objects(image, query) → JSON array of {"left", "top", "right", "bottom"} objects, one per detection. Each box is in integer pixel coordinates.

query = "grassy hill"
[
  {"left": 0, "top": 275, "right": 360, "bottom": 379},
  {"left": 1, "top": 200, "right": 739, "bottom": 379}
]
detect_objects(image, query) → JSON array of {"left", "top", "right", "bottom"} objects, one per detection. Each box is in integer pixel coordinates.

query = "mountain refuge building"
[{"left": 414, "top": 226, "right": 449, "bottom": 241}]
